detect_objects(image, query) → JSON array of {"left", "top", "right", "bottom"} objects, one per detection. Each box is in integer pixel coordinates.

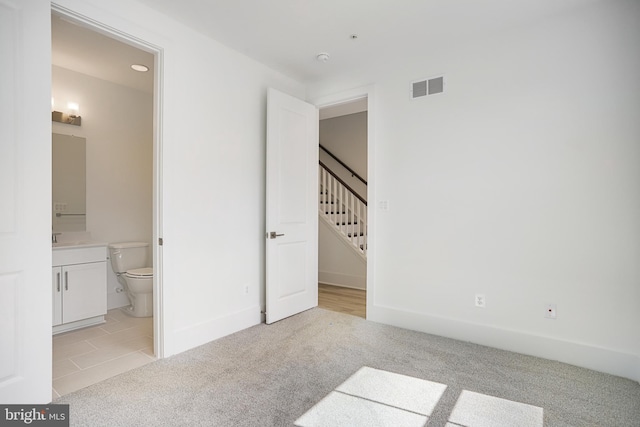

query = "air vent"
[
  {"left": 412, "top": 80, "right": 427, "bottom": 98},
  {"left": 428, "top": 76, "right": 444, "bottom": 95},
  {"left": 411, "top": 76, "right": 444, "bottom": 99}
]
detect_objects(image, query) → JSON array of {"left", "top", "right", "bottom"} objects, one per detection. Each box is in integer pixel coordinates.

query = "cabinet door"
[
  {"left": 52, "top": 267, "right": 63, "bottom": 326},
  {"left": 62, "top": 262, "right": 107, "bottom": 324}
]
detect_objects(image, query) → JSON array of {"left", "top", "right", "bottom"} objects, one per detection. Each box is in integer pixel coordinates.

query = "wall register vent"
[{"left": 412, "top": 76, "right": 444, "bottom": 99}]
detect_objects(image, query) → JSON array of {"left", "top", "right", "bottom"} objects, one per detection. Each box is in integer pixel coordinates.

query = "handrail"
[
  {"left": 319, "top": 161, "right": 367, "bottom": 206},
  {"left": 319, "top": 144, "right": 367, "bottom": 186},
  {"left": 319, "top": 164, "right": 368, "bottom": 257}
]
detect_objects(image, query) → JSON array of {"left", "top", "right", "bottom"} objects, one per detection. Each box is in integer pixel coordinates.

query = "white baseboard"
[
  {"left": 53, "top": 315, "right": 105, "bottom": 335},
  {"left": 369, "top": 304, "right": 640, "bottom": 382},
  {"left": 318, "top": 271, "right": 365, "bottom": 290},
  {"left": 170, "top": 305, "right": 261, "bottom": 355}
]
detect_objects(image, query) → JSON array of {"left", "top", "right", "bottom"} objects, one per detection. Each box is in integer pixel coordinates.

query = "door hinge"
[{"left": 158, "top": 237, "right": 163, "bottom": 246}]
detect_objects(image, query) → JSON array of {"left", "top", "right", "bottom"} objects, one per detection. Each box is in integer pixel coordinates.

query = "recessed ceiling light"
[{"left": 131, "top": 64, "right": 149, "bottom": 72}]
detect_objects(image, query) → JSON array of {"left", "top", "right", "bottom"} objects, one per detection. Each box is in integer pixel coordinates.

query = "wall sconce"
[{"left": 52, "top": 100, "right": 82, "bottom": 126}]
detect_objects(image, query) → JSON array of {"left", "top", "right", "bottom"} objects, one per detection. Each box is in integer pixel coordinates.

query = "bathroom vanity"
[{"left": 52, "top": 242, "right": 107, "bottom": 334}]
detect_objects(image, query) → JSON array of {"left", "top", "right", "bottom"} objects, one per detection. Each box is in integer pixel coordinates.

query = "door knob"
[{"left": 268, "top": 231, "right": 285, "bottom": 239}]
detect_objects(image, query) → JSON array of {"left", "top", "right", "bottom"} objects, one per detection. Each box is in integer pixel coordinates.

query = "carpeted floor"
[{"left": 55, "top": 308, "right": 640, "bottom": 426}]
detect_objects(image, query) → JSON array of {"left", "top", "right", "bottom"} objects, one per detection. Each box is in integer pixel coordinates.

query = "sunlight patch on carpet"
[
  {"left": 445, "top": 390, "right": 543, "bottom": 427},
  {"left": 295, "top": 367, "right": 446, "bottom": 426},
  {"left": 296, "top": 366, "right": 544, "bottom": 427}
]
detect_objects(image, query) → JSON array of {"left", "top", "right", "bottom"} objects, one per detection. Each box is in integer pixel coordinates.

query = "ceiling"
[
  {"left": 51, "top": 14, "right": 154, "bottom": 94},
  {"left": 133, "top": 0, "right": 598, "bottom": 84},
  {"left": 52, "top": 0, "right": 599, "bottom": 93}
]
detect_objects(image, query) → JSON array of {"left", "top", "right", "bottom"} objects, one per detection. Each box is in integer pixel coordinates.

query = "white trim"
[
  {"left": 369, "top": 303, "right": 640, "bottom": 382},
  {"left": 172, "top": 306, "right": 261, "bottom": 353},
  {"left": 311, "top": 85, "right": 376, "bottom": 320},
  {"left": 50, "top": 3, "right": 165, "bottom": 358},
  {"left": 52, "top": 315, "right": 105, "bottom": 334},
  {"left": 152, "top": 40, "right": 165, "bottom": 360},
  {"left": 318, "top": 275, "right": 365, "bottom": 290}
]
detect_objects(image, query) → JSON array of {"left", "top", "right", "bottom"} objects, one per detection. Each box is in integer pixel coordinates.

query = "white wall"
[
  {"left": 320, "top": 112, "right": 368, "bottom": 179},
  {"left": 52, "top": 0, "right": 306, "bottom": 357},
  {"left": 319, "top": 218, "right": 366, "bottom": 290},
  {"left": 309, "top": 0, "right": 640, "bottom": 381},
  {"left": 52, "top": 66, "right": 153, "bottom": 309}
]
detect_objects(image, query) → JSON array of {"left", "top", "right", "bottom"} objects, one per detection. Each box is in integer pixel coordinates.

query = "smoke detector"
[{"left": 316, "top": 52, "right": 330, "bottom": 62}]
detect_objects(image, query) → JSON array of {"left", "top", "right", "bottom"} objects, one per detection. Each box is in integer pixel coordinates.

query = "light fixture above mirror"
[{"left": 52, "top": 98, "right": 81, "bottom": 126}]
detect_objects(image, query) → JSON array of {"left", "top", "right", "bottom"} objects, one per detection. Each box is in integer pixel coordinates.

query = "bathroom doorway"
[{"left": 51, "top": 7, "right": 163, "bottom": 397}]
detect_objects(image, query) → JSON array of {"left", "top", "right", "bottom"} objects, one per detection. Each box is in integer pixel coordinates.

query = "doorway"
[
  {"left": 317, "top": 96, "right": 370, "bottom": 319},
  {"left": 50, "top": 7, "right": 163, "bottom": 397}
]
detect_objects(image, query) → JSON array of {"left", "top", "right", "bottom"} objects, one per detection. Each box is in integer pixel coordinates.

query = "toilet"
[{"left": 108, "top": 242, "right": 153, "bottom": 317}]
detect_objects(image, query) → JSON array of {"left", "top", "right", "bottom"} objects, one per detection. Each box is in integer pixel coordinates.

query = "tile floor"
[{"left": 52, "top": 308, "right": 155, "bottom": 399}]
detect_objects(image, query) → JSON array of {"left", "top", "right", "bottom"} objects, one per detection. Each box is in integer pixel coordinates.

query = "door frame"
[
  {"left": 50, "top": 4, "right": 165, "bottom": 357},
  {"left": 311, "top": 85, "right": 376, "bottom": 319}
]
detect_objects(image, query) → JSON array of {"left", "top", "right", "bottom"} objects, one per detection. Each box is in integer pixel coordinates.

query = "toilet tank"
[{"left": 108, "top": 242, "right": 149, "bottom": 273}]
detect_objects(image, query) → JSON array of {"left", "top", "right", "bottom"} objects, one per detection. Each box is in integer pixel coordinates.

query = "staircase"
[{"left": 319, "top": 163, "right": 367, "bottom": 258}]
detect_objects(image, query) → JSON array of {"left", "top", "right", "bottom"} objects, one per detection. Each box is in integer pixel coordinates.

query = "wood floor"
[{"left": 318, "top": 283, "right": 366, "bottom": 318}]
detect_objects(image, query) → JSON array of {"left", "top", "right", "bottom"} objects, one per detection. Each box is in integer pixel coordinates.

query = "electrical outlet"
[
  {"left": 475, "top": 294, "right": 486, "bottom": 308},
  {"left": 545, "top": 303, "right": 557, "bottom": 319},
  {"left": 244, "top": 285, "right": 249, "bottom": 295}
]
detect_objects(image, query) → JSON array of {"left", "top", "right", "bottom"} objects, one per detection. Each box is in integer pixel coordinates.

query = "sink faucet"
[{"left": 52, "top": 232, "right": 62, "bottom": 243}]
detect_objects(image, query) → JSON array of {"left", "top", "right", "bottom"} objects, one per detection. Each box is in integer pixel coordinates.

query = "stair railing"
[
  {"left": 319, "top": 162, "right": 367, "bottom": 257},
  {"left": 320, "top": 144, "right": 367, "bottom": 186}
]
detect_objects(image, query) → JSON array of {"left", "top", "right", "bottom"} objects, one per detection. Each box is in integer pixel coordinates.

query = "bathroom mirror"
[{"left": 52, "top": 133, "right": 86, "bottom": 232}]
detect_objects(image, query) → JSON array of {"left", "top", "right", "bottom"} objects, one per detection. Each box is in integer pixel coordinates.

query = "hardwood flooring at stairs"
[{"left": 318, "top": 283, "right": 366, "bottom": 319}]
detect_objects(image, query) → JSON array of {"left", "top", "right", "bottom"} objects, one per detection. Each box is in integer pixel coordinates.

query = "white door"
[
  {"left": 0, "top": 0, "right": 52, "bottom": 403},
  {"left": 265, "top": 89, "right": 318, "bottom": 324}
]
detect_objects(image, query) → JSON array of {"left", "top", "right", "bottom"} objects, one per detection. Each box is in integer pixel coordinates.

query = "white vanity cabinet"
[{"left": 52, "top": 244, "right": 107, "bottom": 334}]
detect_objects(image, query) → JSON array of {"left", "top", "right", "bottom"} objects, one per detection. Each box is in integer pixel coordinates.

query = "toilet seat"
[{"left": 125, "top": 267, "right": 153, "bottom": 278}]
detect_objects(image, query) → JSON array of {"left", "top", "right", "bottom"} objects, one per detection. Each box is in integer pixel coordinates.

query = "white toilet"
[{"left": 108, "top": 242, "right": 153, "bottom": 317}]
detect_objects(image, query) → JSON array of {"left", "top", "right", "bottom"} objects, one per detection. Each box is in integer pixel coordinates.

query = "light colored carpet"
[{"left": 55, "top": 308, "right": 640, "bottom": 426}]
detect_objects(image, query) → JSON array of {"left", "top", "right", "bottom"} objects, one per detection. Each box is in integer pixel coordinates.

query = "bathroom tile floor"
[{"left": 52, "top": 308, "right": 155, "bottom": 399}]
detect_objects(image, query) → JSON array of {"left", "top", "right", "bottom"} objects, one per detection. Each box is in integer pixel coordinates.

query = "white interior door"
[
  {"left": 265, "top": 88, "right": 318, "bottom": 324},
  {"left": 0, "top": 0, "right": 52, "bottom": 403}
]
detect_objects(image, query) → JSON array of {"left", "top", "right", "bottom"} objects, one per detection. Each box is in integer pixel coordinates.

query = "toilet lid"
[{"left": 126, "top": 267, "right": 153, "bottom": 277}]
